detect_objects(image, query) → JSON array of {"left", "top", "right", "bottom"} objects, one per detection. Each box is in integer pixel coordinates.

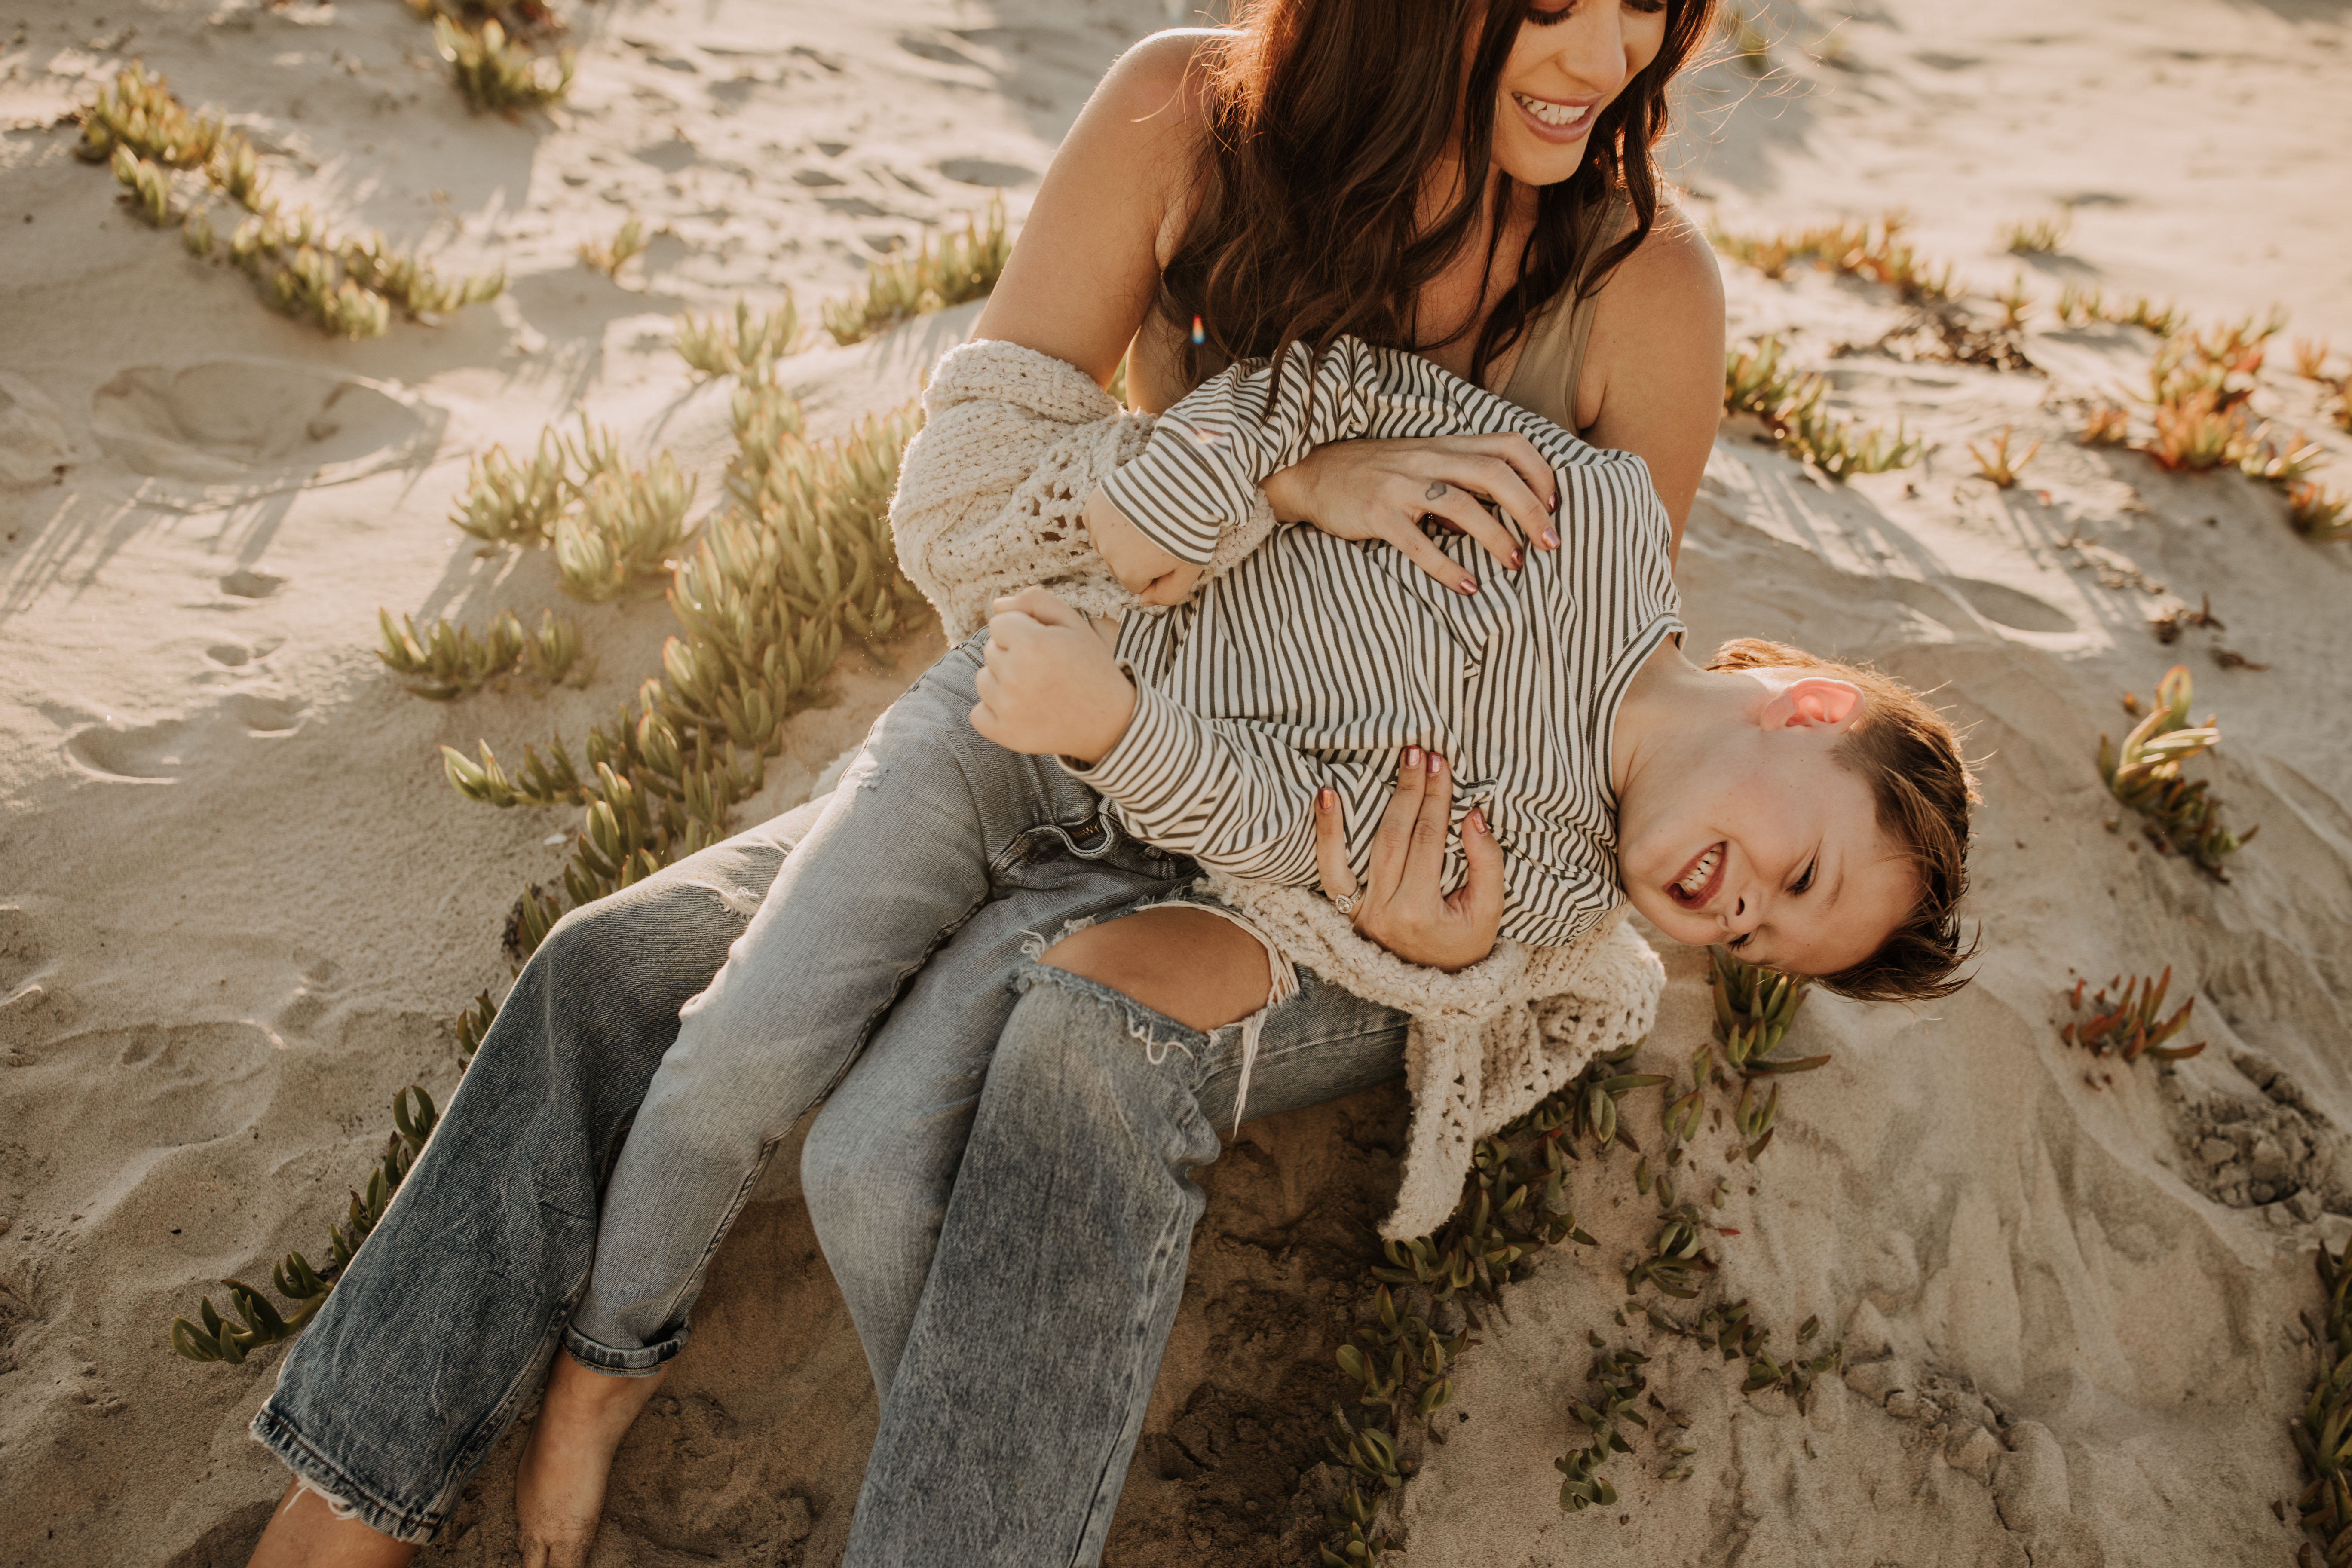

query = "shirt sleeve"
[
  {"left": 1066, "top": 680, "right": 1353, "bottom": 885},
  {"left": 1097, "top": 338, "right": 1389, "bottom": 566}
]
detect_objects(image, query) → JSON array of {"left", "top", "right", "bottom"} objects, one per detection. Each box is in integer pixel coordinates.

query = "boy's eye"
[
  {"left": 1527, "top": 3, "right": 1579, "bottom": 25},
  {"left": 1727, "top": 933, "right": 1751, "bottom": 951},
  {"left": 1792, "top": 860, "right": 1816, "bottom": 895}
]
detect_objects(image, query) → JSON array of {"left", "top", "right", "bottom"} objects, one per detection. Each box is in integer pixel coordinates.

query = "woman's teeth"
[
  {"left": 1516, "top": 93, "right": 1591, "bottom": 129},
  {"left": 1677, "top": 846, "right": 1720, "bottom": 897}
]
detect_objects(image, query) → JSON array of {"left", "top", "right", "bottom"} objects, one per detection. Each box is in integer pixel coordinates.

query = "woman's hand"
[
  {"left": 1261, "top": 435, "right": 1561, "bottom": 597},
  {"left": 1313, "top": 749, "right": 1504, "bottom": 972}
]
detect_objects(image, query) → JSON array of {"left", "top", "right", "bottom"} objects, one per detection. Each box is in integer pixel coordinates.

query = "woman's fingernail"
[
  {"left": 1318, "top": 787, "right": 1335, "bottom": 813},
  {"left": 1541, "top": 528, "right": 1559, "bottom": 549},
  {"left": 1508, "top": 550, "right": 1524, "bottom": 570},
  {"left": 1468, "top": 808, "right": 1486, "bottom": 834},
  {"left": 1428, "top": 753, "right": 1444, "bottom": 776},
  {"left": 1458, "top": 576, "right": 1478, "bottom": 594},
  {"left": 1404, "top": 747, "right": 1421, "bottom": 770}
]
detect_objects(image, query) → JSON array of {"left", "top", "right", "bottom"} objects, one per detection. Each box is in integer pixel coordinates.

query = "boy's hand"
[
  {"left": 1086, "top": 486, "right": 1202, "bottom": 606},
  {"left": 973, "top": 587, "right": 1139, "bottom": 763}
]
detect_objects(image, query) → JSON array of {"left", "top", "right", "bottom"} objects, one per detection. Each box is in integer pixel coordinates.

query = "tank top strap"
[{"left": 1495, "top": 189, "right": 1629, "bottom": 438}]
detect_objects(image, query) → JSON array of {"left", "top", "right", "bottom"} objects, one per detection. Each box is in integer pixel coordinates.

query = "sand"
[{"left": 2, "top": 0, "right": 2349, "bottom": 1564}]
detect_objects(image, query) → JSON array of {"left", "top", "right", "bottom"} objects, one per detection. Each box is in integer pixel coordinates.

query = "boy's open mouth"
[{"left": 1667, "top": 842, "right": 1724, "bottom": 910}]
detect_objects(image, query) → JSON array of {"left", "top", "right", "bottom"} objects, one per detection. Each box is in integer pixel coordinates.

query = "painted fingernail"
[
  {"left": 1458, "top": 576, "right": 1478, "bottom": 594},
  {"left": 1428, "top": 753, "right": 1445, "bottom": 776},
  {"left": 1468, "top": 808, "right": 1486, "bottom": 834},
  {"left": 1508, "top": 550, "right": 1524, "bottom": 570},
  {"left": 1541, "top": 529, "right": 1559, "bottom": 549},
  {"left": 1404, "top": 747, "right": 1422, "bottom": 770},
  {"left": 1318, "top": 787, "right": 1335, "bottom": 813}
]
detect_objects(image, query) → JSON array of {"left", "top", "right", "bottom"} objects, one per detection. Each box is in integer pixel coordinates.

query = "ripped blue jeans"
[
  {"left": 564, "top": 631, "right": 1218, "bottom": 1375},
  {"left": 250, "top": 631, "right": 1410, "bottom": 1553}
]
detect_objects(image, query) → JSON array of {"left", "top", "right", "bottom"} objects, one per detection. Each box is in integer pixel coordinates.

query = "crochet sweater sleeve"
[{"left": 886, "top": 339, "right": 1280, "bottom": 642}]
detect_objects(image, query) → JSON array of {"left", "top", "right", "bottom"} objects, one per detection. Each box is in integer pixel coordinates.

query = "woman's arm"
[
  {"left": 1570, "top": 199, "right": 1727, "bottom": 561},
  {"left": 969, "top": 31, "right": 1213, "bottom": 389}
]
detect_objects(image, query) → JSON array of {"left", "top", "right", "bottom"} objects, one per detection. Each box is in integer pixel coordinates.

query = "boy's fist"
[
  {"left": 972, "top": 587, "right": 1138, "bottom": 764},
  {"left": 1087, "top": 487, "right": 1202, "bottom": 606}
]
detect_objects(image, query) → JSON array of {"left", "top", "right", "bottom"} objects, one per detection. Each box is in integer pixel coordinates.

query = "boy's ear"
[{"left": 1759, "top": 677, "right": 1863, "bottom": 731}]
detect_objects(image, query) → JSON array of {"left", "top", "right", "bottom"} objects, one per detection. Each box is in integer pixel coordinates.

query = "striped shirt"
[{"left": 1075, "top": 338, "right": 1683, "bottom": 949}]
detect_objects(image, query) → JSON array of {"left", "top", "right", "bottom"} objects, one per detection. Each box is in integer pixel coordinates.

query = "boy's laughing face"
[{"left": 1617, "top": 676, "right": 1917, "bottom": 977}]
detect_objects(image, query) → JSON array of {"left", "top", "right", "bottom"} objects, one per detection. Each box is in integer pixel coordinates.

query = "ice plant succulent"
[
  {"left": 2296, "top": 1240, "right": 2352, "bottom": 1565},
  {"left": 2099, "top": 665, "right": 2257, "bottom": 877},
  {"left": 578, "top": 214, "right": 649, "bottom": 279},
  {"left": 1968, "top": 426, "right": 2040, "bottom": 488},
  {"left": 434, "top": 15, "right": 574, "bottom": 113},
  {"left": 2059, "top": 968, "right": 2205, "bottom": 1063},
  {"left": 821, "top": 196, "right": 1011, "bottom": 345},
  {"left": 1724, "top": 335, "right": 1921, "bottom": 481}
]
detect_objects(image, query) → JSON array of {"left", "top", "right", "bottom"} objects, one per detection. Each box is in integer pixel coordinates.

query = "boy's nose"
[{"left": 1720, "top": 891, "right": 1764, "bottom": 937}]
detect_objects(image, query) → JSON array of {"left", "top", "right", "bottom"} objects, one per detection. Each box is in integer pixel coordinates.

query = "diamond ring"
[{"left": 1332, "top": 891, "right": 1360, "bottom": 916}]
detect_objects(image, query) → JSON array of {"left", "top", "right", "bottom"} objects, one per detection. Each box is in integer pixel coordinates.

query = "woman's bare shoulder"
[
  {"left": 1603, "top": 194, "right": 1724, "bottom": 321},
  {"left": 972, "top": 30, "right": 1225, "bottom": 383}
]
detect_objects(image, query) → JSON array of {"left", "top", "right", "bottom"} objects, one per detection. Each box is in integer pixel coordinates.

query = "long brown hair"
[{"left": 1160, "top": 0, "right": 1718, "bottom": 389}]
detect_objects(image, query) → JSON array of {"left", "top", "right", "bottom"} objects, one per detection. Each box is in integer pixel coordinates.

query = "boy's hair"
[{"left": 1706, "top": 638, "right": 1978, "bottom": 1003}]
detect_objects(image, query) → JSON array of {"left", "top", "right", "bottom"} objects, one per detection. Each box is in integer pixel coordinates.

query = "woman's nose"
[{"left": 1552, "top": 6, "right": 1631, "bottom": 95}]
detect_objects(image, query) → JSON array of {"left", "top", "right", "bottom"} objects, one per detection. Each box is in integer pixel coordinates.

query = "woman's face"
[{"left": 1488, "top": 0, "right": 1672, "bottom": 188}]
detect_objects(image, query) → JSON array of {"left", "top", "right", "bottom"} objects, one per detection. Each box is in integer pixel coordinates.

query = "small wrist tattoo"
[{"left": 1425, "top": 479, "right": 1449, "bottom": 500}]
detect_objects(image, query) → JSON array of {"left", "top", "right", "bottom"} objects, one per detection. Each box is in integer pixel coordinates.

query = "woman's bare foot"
[
  {"left": 514, "top": 1353, "right": 667, "bottom": 1568},
  {"left": 246, "top": 1478, "right": 419, "bottom": 1568}
]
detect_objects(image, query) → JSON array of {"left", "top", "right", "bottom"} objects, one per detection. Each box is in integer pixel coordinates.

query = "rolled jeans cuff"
[{"left": 561, "top": 1322, "right": 684, "bottom": 1376}]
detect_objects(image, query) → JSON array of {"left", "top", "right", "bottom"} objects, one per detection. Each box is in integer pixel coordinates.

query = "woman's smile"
[{"left": 1510, "top": 90, "right": 1600, "bottom": 142}]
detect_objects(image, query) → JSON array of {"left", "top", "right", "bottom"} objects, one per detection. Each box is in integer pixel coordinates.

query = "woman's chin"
[{"left": 1492, "top": 132, "right": 1589, "bottom": 190}]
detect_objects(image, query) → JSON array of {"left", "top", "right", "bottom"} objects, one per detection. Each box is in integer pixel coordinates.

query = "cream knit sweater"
[{"left": 889, "top": 338, "right": 1663, "bottom": 1240}]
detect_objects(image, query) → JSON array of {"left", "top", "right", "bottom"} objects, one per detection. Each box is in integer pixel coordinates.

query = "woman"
[{"left": 245, "top": 1, "right": 1724, "bottom": 1563}]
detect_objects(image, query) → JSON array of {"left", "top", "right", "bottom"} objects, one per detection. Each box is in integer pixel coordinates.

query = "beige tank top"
[{"left": 1489, "top": 192, "right": 1627, "bottom": 436}]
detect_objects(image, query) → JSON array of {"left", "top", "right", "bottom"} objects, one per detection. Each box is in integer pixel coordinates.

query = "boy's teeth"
[
  {"left": 1677, "top": 847, "right": 1719, "bottom": 896},
  {"left": 1516, "top": 93, "right": 1587, "bottom": 128}
]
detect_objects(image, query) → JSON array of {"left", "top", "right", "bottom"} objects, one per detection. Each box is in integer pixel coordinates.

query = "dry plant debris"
[
  {"left": 1968, "top": 426, "right": 2040, "bottom": 488},
  {"left": 1724, "top": 334, "right": 1923, "bottom": 481},
  {"left": 2058, "top": 969, "right": 2205, "bottom": 1063},
  {"left": 2291, "top": 339, "right": 2333, "bottom": 381},
  {"left": 80, "top": 62, "right": 503, "bottom": 339},
  {"left": 2100, "top": 665, "right": 2257, "bottom": 877},
  {"left": 377, "top": 607, "right": 592, "bottom": 699},
  {"left": 578, "top": 214, "right": 648, "bottom": 279},
  {"left": 1709, "top": 211, "right": 1960, "bottom": 304},
  {"left": 821, "top": 196, "right": 1011, "bottom": 345},
  {"left": 433, "top": 15, "right": 575, "bottom": 113},
  {"left": 2000, "top": 211, "right": 2071, "bottom": 256}
]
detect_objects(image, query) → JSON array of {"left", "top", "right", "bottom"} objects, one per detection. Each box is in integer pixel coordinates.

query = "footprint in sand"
[
  {"left": 88, "top": 359, "right": 444, "bottom": 508},
  {"left": 63, "top": 693, "right": 307, "bottom": 783},
  {"left": 0, "top": 371, "right": 77, "bottom": 490}
]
